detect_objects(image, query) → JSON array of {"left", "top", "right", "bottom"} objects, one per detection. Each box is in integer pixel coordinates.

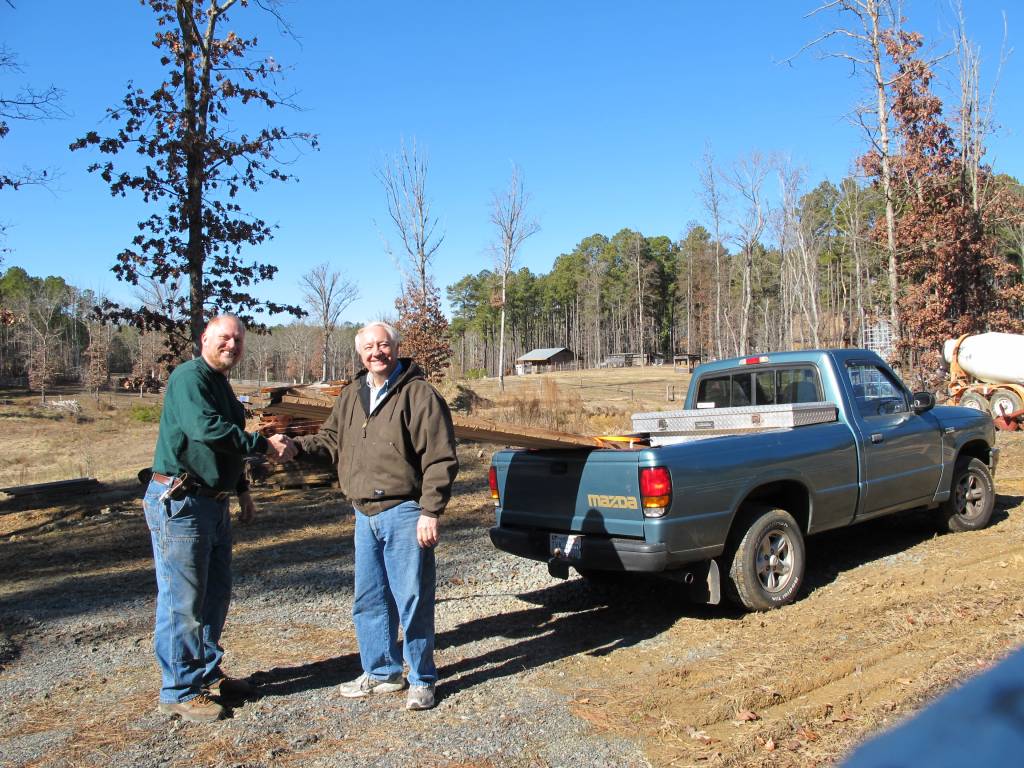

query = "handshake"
[{"left": 265, "top": 433, "right": 298, "bottom": 463}]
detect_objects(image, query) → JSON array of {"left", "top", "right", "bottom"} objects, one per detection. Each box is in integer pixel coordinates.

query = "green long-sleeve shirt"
[{"left": 152, "top": 357, "right": 268, "bottom": 493}]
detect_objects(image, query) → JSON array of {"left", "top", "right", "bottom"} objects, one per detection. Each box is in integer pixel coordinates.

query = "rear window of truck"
[{"left": 695, "top": 366, "right": 822, "bottom": 408}]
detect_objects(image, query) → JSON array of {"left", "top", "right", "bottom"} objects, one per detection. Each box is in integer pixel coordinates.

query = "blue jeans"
[
  {"left": 143, "top": 479, "right": 232, "bottom": 704},
  {"left": 353, "top": 500, "right": 437, "bottom": 687}
]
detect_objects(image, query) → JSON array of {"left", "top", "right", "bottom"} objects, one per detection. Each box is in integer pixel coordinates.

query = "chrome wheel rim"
[
  {"left": 955, "top": 471, "right": 987, "bottom": 520},
  {"left": 756, "top": 530, "right": 794, "bottom": 593}
]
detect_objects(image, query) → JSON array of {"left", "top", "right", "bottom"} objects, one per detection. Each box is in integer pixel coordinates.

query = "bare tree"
[
  {"left": 1, "top": 3, "right": 65, "bottom": 244},
  {"left": 378, "top": 139, "right": 444, "bottom": 298},
  {"left": 802, "top": 0, "right": 903, "bottom": 341},
  {"left": 83, "top": 322, "right": 111, "bottom": 399},
  {"left": 490, "top": 164, "right": 539, "bottom": 390},
  {"left": 835, "top": 176, "right": 873, "bottom": 345},
  {"left": 0, "top": 46, "right": 63, "bottom": 194},
  {"left": 299, "top": 263, "right": 359, "bottom": 380},
  {"left": 953, "top": 2, "right": 1005, "bottom": 214},
  {"left": 698, "top": 144, "right": 727, "bottom": 359},
  {"left": 726, "top": 153, "right": 771, "bottom": 355},
  {"left": 778, "top": 161, "right": 823, "bottom": 347},
  {"left": 24, "top": 281, "right": 68, "bottom": 403},
  {"left": 631, "top": 233, "right": 652, "bottom": 362}
]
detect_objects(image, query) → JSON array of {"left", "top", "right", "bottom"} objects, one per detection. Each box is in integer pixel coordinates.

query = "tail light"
[
  {"left": 639, "top": 466, "right": 671, "bottom": 517},
  {"left": 488, "top": 465, "right": 499, "bottom": 503}
]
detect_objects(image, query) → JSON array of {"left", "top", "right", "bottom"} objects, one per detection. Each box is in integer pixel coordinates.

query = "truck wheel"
[
  {"left": 935, "top": 456, "right": 995, "bottom": 533},
  {"left": 724, "top": 506, "right": 805, "bottom": 612},
  {"left": 989, "top": 388, "right": 1023, "bottom": 419},
  {"left": 958, "top": 391, "right": 990, "bottom": 412}
]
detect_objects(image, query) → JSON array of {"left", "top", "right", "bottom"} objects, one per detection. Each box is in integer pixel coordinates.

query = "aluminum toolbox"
[{"left": 631, "top": 401, "right": 838, "bottom": 435}]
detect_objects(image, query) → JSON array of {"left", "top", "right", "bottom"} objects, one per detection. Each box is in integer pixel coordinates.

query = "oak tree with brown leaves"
[
  {"left": 395, "top": 280, "right": 450, "bottom": 384},
  {"left": 861, "top": 29, "right": 1024, "bottom": 378},
  {"left": 70, "top": 0, "right": 315, "bottom": 359}
]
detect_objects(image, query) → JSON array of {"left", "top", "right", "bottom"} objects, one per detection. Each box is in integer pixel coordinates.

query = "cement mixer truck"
[{"left": 943, "top": 332, "right": 1024, "bottom": 430}]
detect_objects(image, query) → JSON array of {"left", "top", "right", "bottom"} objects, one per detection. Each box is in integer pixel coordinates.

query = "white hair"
[{"left": 354, "top": 321, "right": 401, "bottom": 351}]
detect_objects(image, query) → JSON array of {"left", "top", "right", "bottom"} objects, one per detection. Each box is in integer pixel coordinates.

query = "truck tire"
[
  {"left": 723, "top": 506, "right": 805, "bottom": 612},
  {"left": 989, "top": 388, "right": 1023, "bottom": 419},
  {"left": 958, "top": 391, "right": 990, "bottom": 412},
  {"left": 935, "top": 456, "right": 995, "bottom": 533}
]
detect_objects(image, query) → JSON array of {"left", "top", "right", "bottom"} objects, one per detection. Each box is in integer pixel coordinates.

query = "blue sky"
[{"left": 2, "top": 1, "right": 1020, "bottom": 326}]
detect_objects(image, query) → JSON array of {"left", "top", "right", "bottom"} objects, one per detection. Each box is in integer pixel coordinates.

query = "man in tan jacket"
[{"left": 295, "top": 321, "right": 457, "bottom": 711}]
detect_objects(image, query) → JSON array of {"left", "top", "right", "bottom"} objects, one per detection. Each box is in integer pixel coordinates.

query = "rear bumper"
[{"left": 488, "top": 525, "right": 669, "bottom": 572}]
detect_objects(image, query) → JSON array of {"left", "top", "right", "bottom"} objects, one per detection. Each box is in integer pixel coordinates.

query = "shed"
[
  {"left": 515, "top": 347, "right": 576, "bottom": 374},
  {"left": 673, "top": 353, "right": 704, "bottom": 372}
]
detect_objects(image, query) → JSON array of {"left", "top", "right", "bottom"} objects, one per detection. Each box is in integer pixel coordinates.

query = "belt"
[{"left": 151, "top": 472, "right": 230, "bottom": 502}]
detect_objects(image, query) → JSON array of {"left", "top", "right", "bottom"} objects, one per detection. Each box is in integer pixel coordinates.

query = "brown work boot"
[
  {"left": 158, "top": 694, "right": 226, "bottom": 722},
  {"left": 206, "top": 676, "right": 257, "bottom": 699}
]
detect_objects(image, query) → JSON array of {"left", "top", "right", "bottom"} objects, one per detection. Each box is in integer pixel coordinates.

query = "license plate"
[{"left": 549, "top": 533, "right": 582, "bottom": 560}]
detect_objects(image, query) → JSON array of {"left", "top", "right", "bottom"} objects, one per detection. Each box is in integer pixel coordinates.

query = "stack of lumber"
[
  {"left": 253, "top": 381, "right": 347, "bottom": 437},
  {"left": 249, "top": 457, "right": 337, "bottom": 490}
]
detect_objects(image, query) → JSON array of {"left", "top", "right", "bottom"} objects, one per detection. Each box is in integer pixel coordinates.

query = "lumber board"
[
  {"left": 450, "top": 414, "right": 599, "bottom": 449},
  {"left": 253, "top": 382, "right": 611, "bottom": 450},
  {"left": 0, "top": 477, "right": 101, "bottom": 497}
]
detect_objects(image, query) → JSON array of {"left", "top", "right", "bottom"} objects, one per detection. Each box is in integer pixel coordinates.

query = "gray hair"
[{"left": 354, "top": 321, "right": 401, "bottom": 351}]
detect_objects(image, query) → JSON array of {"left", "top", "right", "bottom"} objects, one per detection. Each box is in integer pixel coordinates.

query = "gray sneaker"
[
  {"left": 405, "top": 684, "right": 436, "bottom": 711},
  {"left": 338, "top": 672, "right": 406, "bottom": 699}
]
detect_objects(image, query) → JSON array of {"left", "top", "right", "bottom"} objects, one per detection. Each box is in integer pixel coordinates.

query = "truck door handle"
[{"left": 870, "top": 433, "right": 884, "bottom": 444}]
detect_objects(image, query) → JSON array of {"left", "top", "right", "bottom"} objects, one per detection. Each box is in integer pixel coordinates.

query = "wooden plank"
[
  {"left": 281, "top": 394, "right": 339, "bottom": 407},
  {"left": 450, "top": 414, "right": 599, "bottom": 449},
  {"left": 0, "top": 477, "right": 101, "bottom": 497},
  {"left": 255, "top": 382, "right": 611, "bottom": 450}
]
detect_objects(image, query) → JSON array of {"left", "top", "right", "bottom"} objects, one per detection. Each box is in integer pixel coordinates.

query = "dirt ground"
[{"left": 1, "top": 381, "right": 1023, "bottom": 767}]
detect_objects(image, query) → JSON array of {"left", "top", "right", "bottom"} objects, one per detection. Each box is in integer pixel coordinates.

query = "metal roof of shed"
[{"left": 516, "top": 347, "right": 569, "bottom": 362}]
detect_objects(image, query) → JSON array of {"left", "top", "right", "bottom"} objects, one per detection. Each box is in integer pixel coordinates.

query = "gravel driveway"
[{"left": 0, "top": 455, "right": 662, "bottom": 768}]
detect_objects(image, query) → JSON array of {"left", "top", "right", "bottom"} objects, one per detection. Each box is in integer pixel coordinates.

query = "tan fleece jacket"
[{"left": 295, "top": 360, "right": 458, "bottom": 517}]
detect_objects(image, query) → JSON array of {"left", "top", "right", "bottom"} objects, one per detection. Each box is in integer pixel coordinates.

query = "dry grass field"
[{"left": 2, "top": 372, "right": 1023, "bottom": 767}]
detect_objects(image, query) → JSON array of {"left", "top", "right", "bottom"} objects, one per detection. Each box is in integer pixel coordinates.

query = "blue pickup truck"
[{"left": 488, "top": 349, "right": 999, "bottom": 611}]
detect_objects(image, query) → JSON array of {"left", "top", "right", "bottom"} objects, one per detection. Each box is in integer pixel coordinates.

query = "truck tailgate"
[{"left": 493, "top": 449, "right": 645, "bottom": 538}]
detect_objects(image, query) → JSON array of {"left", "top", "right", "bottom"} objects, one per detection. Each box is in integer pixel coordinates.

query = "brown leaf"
[
  {"left": 796, "top": 726, "right": 819, "bottom": 742},
  {"left": 764, "top": 737, "right": 776, "bottom": 752},
  {"left": 735, "top": 709, "right": 760, "bottom": 722}
]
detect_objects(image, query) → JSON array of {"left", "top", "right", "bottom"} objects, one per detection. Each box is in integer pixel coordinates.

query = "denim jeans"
[
  {"left": 353, "top": 500, "right": 437, "bottom": 687},
  {"left": 143, "top": 479, "right": 232, "bottom": 704}
]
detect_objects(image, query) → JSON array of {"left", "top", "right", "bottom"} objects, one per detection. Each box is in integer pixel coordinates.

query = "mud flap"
[
  {"left": 682, "top": 559, "right": 721, "bottom": 605},
  {"left": 547, "top": 558, "right": 570, "bottom": 579}
]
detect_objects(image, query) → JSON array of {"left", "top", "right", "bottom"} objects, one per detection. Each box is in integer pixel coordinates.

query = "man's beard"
[{"left": 212, "top": 351, "right": 238, "bottom": 371}]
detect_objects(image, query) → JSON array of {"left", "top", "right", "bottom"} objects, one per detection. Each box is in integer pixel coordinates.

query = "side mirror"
[{"left": 912, "top": 391, "right": 935, "bottom": 414}]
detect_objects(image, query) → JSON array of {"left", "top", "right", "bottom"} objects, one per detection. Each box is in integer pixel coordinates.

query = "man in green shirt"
[{"left": 144, "top": 315, "right": 294, "bottom": 722}]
